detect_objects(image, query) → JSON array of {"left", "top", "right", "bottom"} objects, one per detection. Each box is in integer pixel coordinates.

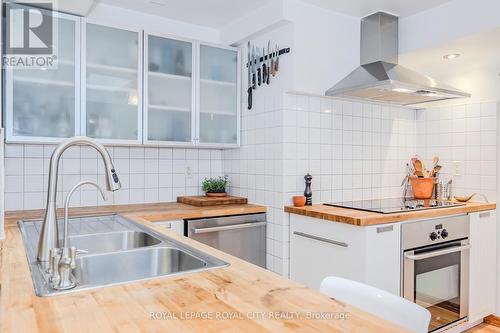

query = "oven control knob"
[
  {"left": 441, "top": 229, "right": 449, "bottom": 239},
  {"left": 430, "top": 232, "right": 438, "bottom": 241}
]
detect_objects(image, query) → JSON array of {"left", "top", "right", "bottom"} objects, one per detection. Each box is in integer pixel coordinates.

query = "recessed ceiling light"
[
  {"left": 443, "top": 53, "right": 460, "bottom": 60},
  {"left": 392, "top": 88, "right": 413, "bottom": 93}
]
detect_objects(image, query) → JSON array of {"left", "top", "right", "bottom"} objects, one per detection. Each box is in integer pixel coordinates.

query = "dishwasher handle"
[{"left": 192, "top": 221, "right": 266, "bottom": 234}]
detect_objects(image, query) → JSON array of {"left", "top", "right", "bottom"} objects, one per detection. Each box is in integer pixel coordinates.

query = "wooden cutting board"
[{"left": 177, "top": 195, "right": 248, "bottom": 207}]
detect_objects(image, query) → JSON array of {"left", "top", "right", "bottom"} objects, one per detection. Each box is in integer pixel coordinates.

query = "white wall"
[
  {"left": 290, "top": 1, "right": 359, "bottom": 95},
  {"left": 221, "top": 0, "right": 360, "bottom": 96},
  {"left": 399, "top": 0, "right": 500, "bottom": 53},
  {"left": 88, "top": 3, "right": 220, "bottom": 43},
  {"left": 417, "top": 101, "right": 498, "bottom": 200}
]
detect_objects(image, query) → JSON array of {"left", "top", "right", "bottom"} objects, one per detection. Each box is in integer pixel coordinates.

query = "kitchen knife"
[
  {"left": 257, "top": 46, "right": 261, "bottom": 86},
  {"left": 275, "top": 44, "right": 280, "bottom": 73},
  {"left": 266, "top": 41, "right": 270, "bottom": 84},
  {"left": 271, "top": 46, "right": 276, "bottom": 77},
  {"left": 252, "top": 46, "right": 256, "bottom": 89},
  {"left": 247, "top": 41, "right": 252, "bottom": 110},
  {"left": 262, "top": 47, "right": 267, "bottom": 84}
]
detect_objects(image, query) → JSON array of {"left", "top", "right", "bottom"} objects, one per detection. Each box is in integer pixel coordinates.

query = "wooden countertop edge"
[
  {"left": 284, "top": 202, "right": 497, "bottom": 226},
  {"left": 4, "top": 202, "right": 267, "bottom": 228}
]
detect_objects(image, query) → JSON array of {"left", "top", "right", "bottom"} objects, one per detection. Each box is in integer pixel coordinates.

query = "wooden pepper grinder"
[{"left": 304, "top": 174, "right": 312, "bottom": 206}]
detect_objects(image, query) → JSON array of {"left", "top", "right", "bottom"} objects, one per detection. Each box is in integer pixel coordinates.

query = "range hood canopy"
[{"left": 325, "top": 12, "right": 470, "bottom": 106}]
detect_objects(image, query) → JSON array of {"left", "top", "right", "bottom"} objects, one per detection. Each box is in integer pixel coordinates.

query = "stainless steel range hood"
[{"left": 325, "top": 12, "right": 470, "bottom": 106}]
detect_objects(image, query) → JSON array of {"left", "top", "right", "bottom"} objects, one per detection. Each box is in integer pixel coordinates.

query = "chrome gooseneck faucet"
[
  {"left": 37, "top": 136, "right": 121, "bottom": 262},
  {"left": 48, "top": 181, "right": 107, "bottom": 290}
]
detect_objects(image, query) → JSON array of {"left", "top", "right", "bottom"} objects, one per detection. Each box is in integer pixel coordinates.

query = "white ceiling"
[
  {"left": 303, "top": 0, "right": 454, "bottom": 17},
  {"left": 97, "top": 0, "right": 270, "bottom": 28},
  {"left": 97, "top": 0, "right": 456, "bottom": 28},
  {"left": 399, "top": 27, "right": 500, "bottom": 102}
]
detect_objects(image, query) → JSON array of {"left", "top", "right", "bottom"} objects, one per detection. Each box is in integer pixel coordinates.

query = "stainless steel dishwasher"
[{"left": 186, "top": 213, "right": 266, "bottom": 268}]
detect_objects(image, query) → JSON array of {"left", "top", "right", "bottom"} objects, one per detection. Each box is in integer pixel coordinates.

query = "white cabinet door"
[
  {"left": 365, "top": 224, "right": 401, "bottom": 295},
  {"left": 5, "top": 10, "right": 80, "bottom": 143},
  {"left": 144, "top": 33, "right": 195, "bottom": 145},
  {"left": 82, "top": 21, "right": 142, "bottom": 143},
  {"left": 290, "top": 215, "right": 364, "bottom": 290},
  {"left": 196, "top": 44, "right": 239, "bottom": 147},
  {"left": 469, "top": 210, "right": 497, "bottom": 322}
]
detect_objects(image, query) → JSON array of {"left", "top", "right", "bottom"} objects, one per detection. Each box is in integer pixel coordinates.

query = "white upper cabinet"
[
  {"left": 5, "top": 11, "right": 80, "bottom": 142},
  {"left": 82, "top": 22, "right": 142, "bottom": 143},
  {"left": 144, "top": 33, "right": 195, "bottom": 144},
  {"left": 4, "top": 8, "right": 239, "bottom": 148},
  {"left": 197, "top": 44, "right": 239, "bottom": 146}
]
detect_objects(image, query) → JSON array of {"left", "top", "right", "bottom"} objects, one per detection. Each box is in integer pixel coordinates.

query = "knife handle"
[
  {"left": 247, "top": 87, "right": 252, "bottom": 110},
  {"left": 263, "top": 63, "right": 267, "bottom": 83},
  {"left": 257, "top": 68, "right": 261, "bottom": 86},
  {"left": 252, "top": 73, "right": 256, "bottom": 89}
]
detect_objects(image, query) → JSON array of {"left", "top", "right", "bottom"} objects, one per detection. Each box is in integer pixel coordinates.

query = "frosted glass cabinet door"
[
  {"left": 7, "top": 12, "right": 79, "bottom": 140},
  {"left": 198, "top": 45, "right": 238, "bottom": 145},
  {"left": 84, "top": 23, "right": 141, "bottom": 141},
  {"left": 145, "top": 34, "right": 194, "bottom": 143}
]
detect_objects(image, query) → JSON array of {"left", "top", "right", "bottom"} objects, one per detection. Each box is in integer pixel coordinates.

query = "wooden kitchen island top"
[
  {"left": 285, "top": 201, "right": 496, "bottom": 226},
  {"left": 3, "top": 201, "right": 267, "bottom": 228},
  {"left": 0, "top": 204, "right": 408, "bottom": 333}
]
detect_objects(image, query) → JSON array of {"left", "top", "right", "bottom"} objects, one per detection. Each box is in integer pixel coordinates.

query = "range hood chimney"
[{"left": 325, "top": 12, "right": 470, "bottom": 106}]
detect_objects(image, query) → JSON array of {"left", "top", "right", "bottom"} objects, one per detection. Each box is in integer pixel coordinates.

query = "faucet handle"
[
  {"left": 47, "top": 247, "right": 60, "bottom": 274},
  {"left": 69, "top": 247, "right": 88, "bottom": 269},
  {"left": 48, "top": 248, "right": 61, "bottom": 284},
  {"left": 69, "top": 246, "right": 76, "bottom": 269}
]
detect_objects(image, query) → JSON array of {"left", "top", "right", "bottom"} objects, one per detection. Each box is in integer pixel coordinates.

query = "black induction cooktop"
[{"left": 323, "top": 198, "right": 465, "bottom": 214}]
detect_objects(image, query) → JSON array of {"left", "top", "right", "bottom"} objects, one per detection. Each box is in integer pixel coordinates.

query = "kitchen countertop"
[
  {"left": 0, "top": 204, "right": 407, "bottom": 332},
  {"left": 284, "top": 201, "right": 496, "bottom": 226},
  {"left": 4, "top": 202, "right": 267, "bottom": 228}
]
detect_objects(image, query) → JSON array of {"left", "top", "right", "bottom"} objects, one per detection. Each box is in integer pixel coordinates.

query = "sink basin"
[
  {"left": 17, "top": 214, "right": 228, "bottom": 296},
  {"left": 69, "top": 231, "right": 161, "bottom": 254},
  {"left": 74, "top": 247, "right": 206, "bottom": 286}
]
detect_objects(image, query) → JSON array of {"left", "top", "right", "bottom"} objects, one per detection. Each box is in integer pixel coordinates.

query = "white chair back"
[{"left": 320, "top": 276, "right": 431, "bottom": 333}]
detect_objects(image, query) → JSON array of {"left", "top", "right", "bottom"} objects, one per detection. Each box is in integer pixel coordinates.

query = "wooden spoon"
[
  {"left": 454, "top": 194, "right": 474, "bottom": 202},
  {"left": 414, "top": 160, "right": 424, "bottom": 178},
  {"left": 431, "top": 165, "right": 442, "bottom": 177},
  {"left": 432, "top": 156, "right": 440, "bottom": 168}
]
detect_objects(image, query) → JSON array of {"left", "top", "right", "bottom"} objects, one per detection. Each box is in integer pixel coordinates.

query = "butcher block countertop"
[
  {"left": 3, "top": 202, "right": 266, "bottom": 228},
  {"left": 0, "top": 202, "right": 408, "bottom": 333},
  {"left": 285, "top": 201, "right": 496, "bottom": 226}
]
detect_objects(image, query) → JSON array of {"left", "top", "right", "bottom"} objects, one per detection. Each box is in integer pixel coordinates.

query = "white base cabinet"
[
  {"left": 289, "top": 214, "right": 400, "bottom": 295},
  {"left": 468, "top": 210, "right": 497, "bottom": 322},
  {"left": 290, "top": 209, "right": 498, "bottom": 320},
  {"left": 155, "top": 220, "right": 184, "bottom": 236}
]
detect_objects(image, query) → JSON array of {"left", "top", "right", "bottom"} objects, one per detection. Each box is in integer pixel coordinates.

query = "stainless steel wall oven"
[{"left": 402, "top": 215, "right": 470, "bottom": 332}]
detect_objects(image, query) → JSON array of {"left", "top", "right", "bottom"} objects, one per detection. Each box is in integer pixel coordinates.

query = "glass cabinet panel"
[
  {"left": 9, "top": 13, "right": 78, "bottom": 139},
  {"left": 198, "top": 45, "right": 238, "bottom": 145},
  {"left": 146, "top": 35, "right": 193, "bottom": 142},
  {"left": 85, "top": 23, "right": 140, "bottom": 141}
]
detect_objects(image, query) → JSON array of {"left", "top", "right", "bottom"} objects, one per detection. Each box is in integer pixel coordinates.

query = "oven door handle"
[{"left": 405, "top": 244, "right": 471, "bottom": 260}]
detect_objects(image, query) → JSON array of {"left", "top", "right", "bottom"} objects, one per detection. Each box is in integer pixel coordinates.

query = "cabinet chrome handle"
[
  {"left": 404, "top": 244, "right": 471, "bottom": 260},
  {"left": 293, "top": 231, "right": 348, "bottom": 248},
  {"left": 192, "top": 221, "right": 266, "bottom": 234}
]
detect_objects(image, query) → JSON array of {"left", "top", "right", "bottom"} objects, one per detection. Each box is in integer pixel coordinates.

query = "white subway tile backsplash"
[{"left": 4, "top": 144, "right": 224, "bottom": 211}]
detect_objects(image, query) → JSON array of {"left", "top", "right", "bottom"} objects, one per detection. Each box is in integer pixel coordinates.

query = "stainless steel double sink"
[{"left": 18, "top": 215, "right": 228, "bottom": 296}]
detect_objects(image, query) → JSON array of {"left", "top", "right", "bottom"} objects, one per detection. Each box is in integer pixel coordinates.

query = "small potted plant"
[{"left": 202, "top": 175, "right": 229, "bottom": 197}]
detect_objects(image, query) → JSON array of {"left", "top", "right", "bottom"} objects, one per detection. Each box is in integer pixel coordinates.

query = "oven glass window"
[{"left": 414, "top": 251, "right": 461, "bottom": 332}]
